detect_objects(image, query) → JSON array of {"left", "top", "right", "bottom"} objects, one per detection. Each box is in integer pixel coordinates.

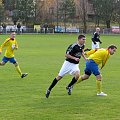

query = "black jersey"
[
  {"left": 92, "top": 32, "right": 101, "bottom": 43},
  {"left": 66, "top": 43, "right": 85, "bottom": 64}
]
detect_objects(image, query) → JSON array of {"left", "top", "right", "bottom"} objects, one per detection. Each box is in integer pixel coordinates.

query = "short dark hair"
[
  {"left": 108, "top": 44, "right": 117, "bottom": 49},
  {"left": 78, "top": 34, "right": 85, "bottom": 39}
]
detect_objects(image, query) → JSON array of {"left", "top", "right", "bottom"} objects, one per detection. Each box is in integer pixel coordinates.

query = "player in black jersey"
[
  {"left": 46, "top": 35, "right": 87, "bottom": 98},
  {"left": 92, "top": 27, "right": 102, "bottom": 49}
]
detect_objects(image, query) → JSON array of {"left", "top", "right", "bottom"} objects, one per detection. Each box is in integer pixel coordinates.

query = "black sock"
[
  {"left": 48, "top": 78, "right": 58, "bottom": 91},
  {"left": 68, "top": 77, "right": 77, "bottom": 87}
]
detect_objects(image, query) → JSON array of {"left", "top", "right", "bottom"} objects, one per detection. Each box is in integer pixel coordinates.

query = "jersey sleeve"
[
  {"left": 0, "top": 39, "right": 9, "bottom": 51},
  {"left": 66, "top": 44, "right": 74, "bottom": 54},
  {"left": 85, "top": 49, "right": 97, "bottom": 56}
]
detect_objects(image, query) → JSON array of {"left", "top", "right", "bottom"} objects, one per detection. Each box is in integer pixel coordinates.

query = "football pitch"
[{"left": 0, "top": 34, "right": 120, "bottom": 120}]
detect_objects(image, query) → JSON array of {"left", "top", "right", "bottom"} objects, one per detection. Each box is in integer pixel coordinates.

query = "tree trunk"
[
  {"left": 64, "top": 9, "right": 67, "bottom": 33},
  {"left": 82, "top": 0, "right": 87, "bottom": 33},
  {"left": 83, "top": 19, "right": 87, "bottom": 33},
  {"left": 13, "top": 21, "right": 17, "bottom": 25},
  {"left": 106, "top": 20, "right": 111, "bottom": 28}
]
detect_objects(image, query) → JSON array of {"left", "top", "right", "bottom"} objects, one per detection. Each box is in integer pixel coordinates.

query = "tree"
[
  {"left": 2, "top": 0, "right": 19, "bottom": 25},
  {"left": 12, "top": 9, "right": 20, "bottom": 25},
  {"left": 77, "top": 0, "right": 87, "bottom": 33},
  {"left": 0, "top": 4, "right": 4, "bottom": 25},
  {"left": 59, "top": 0, "right": 76, "bottom": 32},
  {"left": 3, "top": 0, "right": 35, "bottom": 26},
  {"left": 3, "top": 0, "right": 16, "bottom": 10},
  {"left": 17, "top": 0, "right": 35, "bottom": 26},
  {"left": 92, "top": 0, "right": 117, "bottom": 28},
  {"left": 113, "top": 0, "right": 120, "bottom": 27}
]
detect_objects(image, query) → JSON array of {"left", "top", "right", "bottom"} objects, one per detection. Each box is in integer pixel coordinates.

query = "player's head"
[
  {"left": 78, "top": 34, "right": 86, "bottom": 45},
  {"left": 96, "top": 27, "right": 100, "bottom": 32},
  {"left": 10, "top": 31, "right": 16, "bottom": 39},
  {"left": 108, "top": 44, "right": 117, "bottom": 55}
]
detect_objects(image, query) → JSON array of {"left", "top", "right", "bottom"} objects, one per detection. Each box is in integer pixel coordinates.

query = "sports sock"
[
  {"left": 96, "top": 80, "right": 102, "bottom": 93},
  {"left": 48, "top": 78, "right": 58, "bottom": 91},
  {"left": 76, "top": 76, "right": 83, "bottom": 84},
  {"left": 67, "top": 77, "right": 77, "bottom": 87},
  {"left": 16, "top": 65, "right": 22, "bottom": 76}
]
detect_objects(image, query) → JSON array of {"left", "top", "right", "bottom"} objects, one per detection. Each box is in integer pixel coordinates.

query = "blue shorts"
[
  {"left": 2, "top": 56, "right": 17, "bottom": 64},
  {"left": 84, "top": 59, "right": 100, "bottom": 76}
]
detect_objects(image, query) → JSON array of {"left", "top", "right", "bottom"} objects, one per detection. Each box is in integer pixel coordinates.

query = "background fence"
[{"left": 0, "top": 26, "right": 120, "bottom": 34}]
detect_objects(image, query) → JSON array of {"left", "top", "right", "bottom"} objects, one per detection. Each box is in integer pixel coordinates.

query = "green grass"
[{"left": 0, "top": 34, "right": 120, "bottom": 120}]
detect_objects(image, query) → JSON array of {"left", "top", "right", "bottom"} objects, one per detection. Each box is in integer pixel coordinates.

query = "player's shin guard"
[
  {"left": 16, "top": 65, "right": 22, "bottom": 76},
  {"left": 96, "top": 80, "right": 102, "bottom": 93},
  {"left": 76, "top": 77, "right": 82, "bottom": 84},
  {"left": 48, "top": 78, "right": 58, "bottom": 91},
  {"left": 67, "top": 77, "right": 77, "bottom": 87}
]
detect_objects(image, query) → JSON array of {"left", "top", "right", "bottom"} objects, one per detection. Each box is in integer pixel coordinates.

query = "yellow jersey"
[
  {"left": 0, "top": 38, "right": 18, "bottom": 58},
  {"left": 87, "top": 49, "right": 110, "bottom": 69}
]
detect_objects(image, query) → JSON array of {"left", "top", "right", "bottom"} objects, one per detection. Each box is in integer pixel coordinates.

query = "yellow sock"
[
  {"left": 16, "top": 65, "right": 22, "bottom": 76},
  {"left": 96, "top": 80, "right": 102, "bottom": 93},
  {"left": 76, "top": 77, "right": 83, "bottom": 84}
]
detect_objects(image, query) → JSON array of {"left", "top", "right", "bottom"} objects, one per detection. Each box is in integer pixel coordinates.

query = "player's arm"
[
  {"left": 81, "top": 53, "right": 88, "bottom": 61},
  {"left": 84, "top": 48, "right": 91, "bottom": 52},
  {"left": 81, "top": 50, "right": 88, "bottom": 61},
  {"left": 85, "top": 49, "right": 97, "bottom": 56},
  {"left": 0, "top": 39, "right": 8, "bottom": 54},
  {"left": 97, "top": 38, "right": 102, "bottom": 44}
]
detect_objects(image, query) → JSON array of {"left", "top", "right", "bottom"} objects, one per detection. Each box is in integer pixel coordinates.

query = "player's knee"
[
  {"left": 82, "top": 74, "right": 89, "bottom": 80},
  {"left": 96, "top": 74, "right": 102, "bottom": 80},
  {"left": 75, "top": 74, "right": 80, "bottom": 80},
  {"left": 0, "top": 62, "right": 6, "bottom": 66},
  {"left": 14, "top": 62, "right": 18, "bottom": 67},
  {"left": 56, "top": 76, "right": 62, "bottom": 81}
]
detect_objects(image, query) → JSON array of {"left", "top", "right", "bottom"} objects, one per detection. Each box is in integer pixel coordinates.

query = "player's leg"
[
  {"left": 96, "top": 74, "right": 102, "bottom": 94},
  {"left": 76, "top": 60, "right": 91, "bottom": 84},
  {"left": 0, "top": 56, "right": 8, "bottom": 66},
  {"left": 92, "top": 42, "right": 96, "bottom": 49},
  {"left": 0, "top": 61, "right": 6, "bottom": 66},
  {"left": 47, "top": 76, "right": 62, "bottom": 92},
  {"left": 46, "top": 61, "right": 69, "bottom": 98},
  {"left": 14, "top": 62, "right": 28, "bottom": 78},
  {"left": 92, "top": 62, "right": 107, "bottom": 96},
  {"left": 10, "top": 57, "right": 28, "bottom": 78},
  {"left": 96, "top": 75, "right": 107, "bottom": 96},
  {"left": 46, "top": 75, "right": 62, "bottom": 98},
  {"left": 14, "top": 62, "right": 22, "bottom": 76},
  {"left": 96, "top": 42, "right": 100, "bottom": 49},
  {"left": 66, "top": 71, "right": 80, "bottom": 95},
  {"left": 67, "top": 71, "right": 80, "bottom": 87},
  {"left": 66, "top": 63, "right": 81, "bottom": 95},
  {"left": 76, "top": 74, "right": 90, "bottom": 84},
  {"left": 92, "top": 42, "right": 99, "bottom": 50}
]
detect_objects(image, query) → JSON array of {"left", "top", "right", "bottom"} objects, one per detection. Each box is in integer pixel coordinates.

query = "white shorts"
[
  {"left": 58, "top": 60, "right": 80, "bottom": 77},
  {"left": 92, "top": 42, "right": 100, "bottom": 49}
]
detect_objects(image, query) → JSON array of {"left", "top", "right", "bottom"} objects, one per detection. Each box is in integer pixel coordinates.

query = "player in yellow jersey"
[
  {"left": 0, "top": 31, "right": 28, "bottom": 78},
  {"left": 68, "top": 45, "right": 117, "bottom": 96}
]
